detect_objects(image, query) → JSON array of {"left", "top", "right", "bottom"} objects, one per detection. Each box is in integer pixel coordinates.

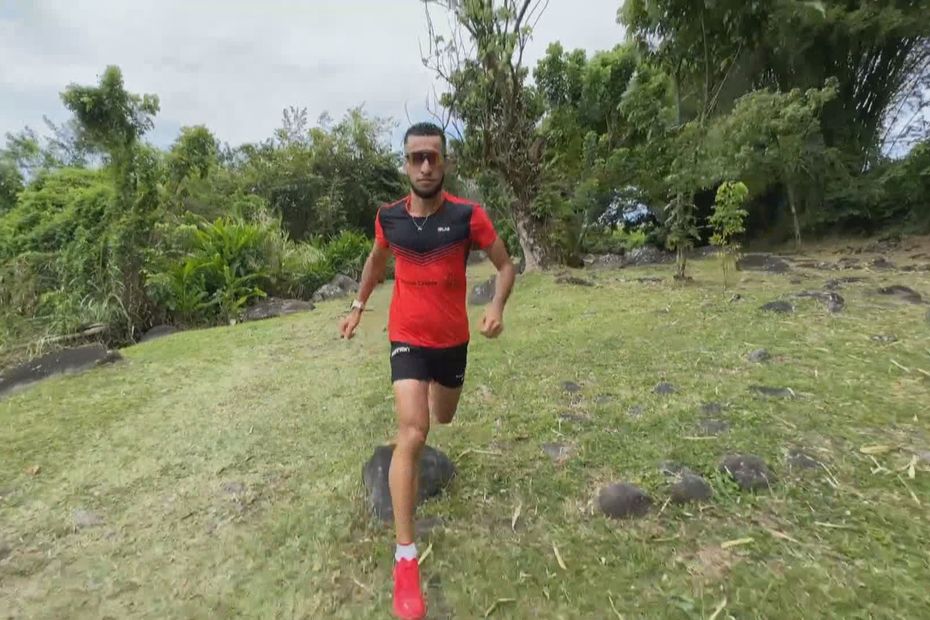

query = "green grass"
[{"left": 2, "top": 242, "right": 930, "bottom": 619}]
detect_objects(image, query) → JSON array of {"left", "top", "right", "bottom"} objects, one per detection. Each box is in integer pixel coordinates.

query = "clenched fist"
[
  {"left": 339, "top": 311, "right": 361, "bottom": 339},
  {"left": 479, "top": 307, "right": 503, "bottom": 338}
]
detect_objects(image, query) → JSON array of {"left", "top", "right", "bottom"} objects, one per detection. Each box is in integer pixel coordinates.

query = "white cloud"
[{"left": 0, "top": 0, "right": 626, "bottom": 149}]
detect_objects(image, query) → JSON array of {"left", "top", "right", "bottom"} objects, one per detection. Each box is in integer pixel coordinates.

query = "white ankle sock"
[{"left": 395, "top": 542, "right": 417, "bottom": 562}]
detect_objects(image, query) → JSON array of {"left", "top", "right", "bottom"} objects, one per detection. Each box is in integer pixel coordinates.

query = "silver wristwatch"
[{"left": 350, "top": 299, "right": 365, "bottom": 312}]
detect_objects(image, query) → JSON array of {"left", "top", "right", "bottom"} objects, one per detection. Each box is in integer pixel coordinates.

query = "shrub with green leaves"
[
  {"left": 710, "top": 181, "right": 749, "bottom": 248},
  {"left": 281, "top": 230, "right": 373, "bottom": 299},
  {"left": 322, "top": 229, "right": 370, "bottom": 280},
  {"left": 266, "top": 236, "right": 325, "bottom": 300},
  {"left": 664, "top": 194, "right": 699, "bottom": 280},
  {"left": 709, "top": 181, "right": 749, "bottom": 287},
  {"left": 145, "top": 217, "right": 272, "bottom": 325},
  {"left": 0, "top": 167, "right": 146, "bottom": 341},
  {"left": 582, "top": 226, "right": 648, "bottom": 255}
]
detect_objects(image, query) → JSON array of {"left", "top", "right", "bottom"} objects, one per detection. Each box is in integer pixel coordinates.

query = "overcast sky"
[{"left": 0, "top": 0, "right": 627, "bottom": 150}]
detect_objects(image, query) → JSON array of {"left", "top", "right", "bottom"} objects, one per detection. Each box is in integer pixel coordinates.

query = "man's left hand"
[{"left": 480, "top": 307, "right": 504, "bottom": 338}]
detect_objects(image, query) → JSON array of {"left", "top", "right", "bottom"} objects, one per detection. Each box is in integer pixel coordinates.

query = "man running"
[{"left": 339, "top": 122, "right": 516, "bottom": 619}]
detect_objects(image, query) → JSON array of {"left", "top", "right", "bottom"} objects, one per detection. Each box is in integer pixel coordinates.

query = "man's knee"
[{"left": 396, "top": 423, "right": 428, "bottom": 450}]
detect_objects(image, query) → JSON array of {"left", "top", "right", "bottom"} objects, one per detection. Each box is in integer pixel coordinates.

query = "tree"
[
  {"left": 3, "top": 128, "right": 49, "bottom": 182},
  {"left": 41, "top": 115, "right": 93, "bottom": 168},
  {"left": 223, "top": 107, "right": 403, "bottom": 241},
  {"left": 422, "top": 0, "right": 555, "bottom": 270},
  {"left": 0, "top": 158, "right": 23, "bottom": 214},
  {"left": 60, "top": 65, "right": 162, "bottom": 335},
  {"left": 663, "top": 121, "right": 715, "bottom": 279},
  {"left": 1, "top": 117, "right": 93, "bottom": 187},
  {"left": 170, "top": 126, "right": 217, "bottom": 181},
  {"left": 620, "top": 0, "right": 930, "bottom": 169},
  {"left": 275, "top": 106, "right": 311, "bottom": 147},
  {"left": 62, "top": 66, "right": 159, "bottom": 153},
  {"left": 529, "top": 37, "right": 693, "bottom": 262},
  {"left": 709, "top": 180, "right": 749, "bottom": 287},
  {"left": 62, "top": 65, "right": 160, "bottom": 195},
  {"left": 718, "top": 81, "right": 838, "bottom": 248},
  {"left": 763, "top": 2, "right": 929, "bottom": 168}
]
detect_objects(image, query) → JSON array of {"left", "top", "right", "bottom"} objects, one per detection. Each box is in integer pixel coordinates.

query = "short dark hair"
[{"left": 404, "top": 122, "right": 446, "bottom": 154}]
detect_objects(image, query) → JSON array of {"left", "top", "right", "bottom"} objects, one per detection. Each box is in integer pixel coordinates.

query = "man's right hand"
[{"left": 340, "top": 310, "right": 361, "bottom": 339}]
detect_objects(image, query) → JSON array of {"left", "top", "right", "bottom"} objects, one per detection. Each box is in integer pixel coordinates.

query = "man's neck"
[{"left": 409, "top": 191, "right": 444, "bottom": 217}]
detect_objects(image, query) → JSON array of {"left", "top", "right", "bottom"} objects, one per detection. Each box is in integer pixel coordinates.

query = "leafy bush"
[
  {"left": 709, "top": 181, "right": 749, "bottom": 247},
  {"left": 0, "top": 168, "right": 113, "bottom": 259},
  {"left": 0, "top": 168, "right": 146, "bottom": 341},
  {"left": 268, "top": 239, "right": 326, "bottom": 299},
  {"left": 36, "top": 288, "right": 130, "bottom": 338},
  {"left": 298, "top": 260, "right": 338, "bottom": 298},
  {"left": 879, "top": 141, "right": 930, "bottom": 232},
  {"left": 145, "top": 213, "right": 376, "bottom": 325},
  {"left": 283, "top": 230, "right": 372, "bottom": 297},
  {"left": 664, "top": 195, "right": 699, "bottom": 279},
  {"left": 145, "top": 217, "right": 272, "bottom": 325},
  {"left": 816, "top": 140, "right": 930, "bottom": 234},
  {"left": 0, "top": 159, "right": 23, "bottom": 215},
  {"left": 191, "top": 217, "right": 269, "bottom": 281},
  {"left": 321, "top": 229, "right": 370, "bottom": 280},
  {"left": 210, "top": 262, "right": 267, "bottom": 322},
  {"left": 0, "top": 251, "right": 57, "bottom": 316},
  {"left": 581, "top": 226, "right": 648, "bottom": 255},
  {"left": 709, "top": 181, "right": 749, "bottom": 287},
  {"left": 145, "top": 258, "right": 214, "bottom": 325}
]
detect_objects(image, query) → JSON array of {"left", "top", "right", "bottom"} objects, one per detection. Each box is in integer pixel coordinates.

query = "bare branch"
[
  {"left": 528, "top": 0, "right": 549, "bottom": 33},
  {"left": 708, "top": 43, "right": 743, "bottom": 117},
  {"left": 425, "top": 90, "right": 450, "bottom": 132},
  {"left": 404, "top": 101, "right": 414, "bottom": 127},
  {"left": 503, "top": 1, "right": 511, "bottom": 40},
  {"left": 513, "top": 0, "right": 533, "bottom": 34},
  {"left": 450, "top": 116, "right": 464, "bottom": 141},
  {"left": 516, "top": 0, "right": 548, "bottom": 79}
]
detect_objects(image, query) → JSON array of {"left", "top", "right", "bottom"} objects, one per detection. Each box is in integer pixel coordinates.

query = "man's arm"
[
  {"left": 486, "top": 237, "right": 515, "bottom": 313},
  {"left": 479, "top": 237, "right": 516, "bottom": 338},
  {"left": 355, "top": 242, "right": 391, "bottom": 309},
  {"left": 340, "top": 242, "right": 390, "bottom": 339}
]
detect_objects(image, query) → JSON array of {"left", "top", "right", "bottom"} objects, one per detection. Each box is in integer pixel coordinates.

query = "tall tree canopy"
[
  {"left": 423, "top": 0, "right": 556, "bottom": 270},
  {"left": 620, "top": 0, "right": 930, "bottom": 167}
]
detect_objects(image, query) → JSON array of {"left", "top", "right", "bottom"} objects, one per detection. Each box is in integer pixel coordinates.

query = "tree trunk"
[
  {"left": 787, "top": 182, "right": 802, "bottom": 249},
  {"left": 676, "top": 247, "right": 687, "bottom": 280},
  {"left": 513, "top": 204, "right": 554, "bottom": 272}
]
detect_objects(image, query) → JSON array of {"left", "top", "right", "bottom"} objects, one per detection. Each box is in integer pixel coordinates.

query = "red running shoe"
[{"left": 392, "top": 558, "right": 426, "bottom": 620}]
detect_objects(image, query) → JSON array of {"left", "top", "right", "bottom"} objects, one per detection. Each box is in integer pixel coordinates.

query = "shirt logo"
[{"left": 437, "top": 226, "right": 450, "bottom": 232}]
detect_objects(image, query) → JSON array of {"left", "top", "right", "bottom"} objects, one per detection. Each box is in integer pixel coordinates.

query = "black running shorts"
[{"left": 389, "top": 341, "right": 468, "bottom": 388}]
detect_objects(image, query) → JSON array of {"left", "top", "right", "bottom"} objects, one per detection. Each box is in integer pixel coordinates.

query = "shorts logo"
[{"left": 391, "top": 346, "right": 411, "bottom": 358}]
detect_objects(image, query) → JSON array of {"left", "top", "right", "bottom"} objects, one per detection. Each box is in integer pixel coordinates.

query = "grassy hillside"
[{"left": 2, "top": 241, "right": 930, "bottom": 619}]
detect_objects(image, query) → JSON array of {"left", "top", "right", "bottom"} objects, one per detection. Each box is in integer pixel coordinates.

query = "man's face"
[{"left": 404, "top": 135, "right": 445, "bottom": 199}]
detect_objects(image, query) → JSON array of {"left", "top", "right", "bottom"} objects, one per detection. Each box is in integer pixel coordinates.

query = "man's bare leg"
[
  {"left": 389, "top": 379, "right": 430, "bottom": 619},
  {"left": 429, "top": 381, "right": 463, "bottom": 425},
  {"left": 390, "top": 379, "right": 430, "bottom": 546}
]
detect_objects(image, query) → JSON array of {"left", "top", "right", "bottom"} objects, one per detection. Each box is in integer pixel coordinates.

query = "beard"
[{"left": 410, "top": 174, "right": 444, "bottom": 200}]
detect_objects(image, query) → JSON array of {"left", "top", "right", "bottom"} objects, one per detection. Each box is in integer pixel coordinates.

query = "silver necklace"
[{"left": 409, "top": 212, "right": 430, "bottom": 232}]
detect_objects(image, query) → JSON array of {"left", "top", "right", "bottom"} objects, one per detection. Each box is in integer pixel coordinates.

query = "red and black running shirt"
[{"left": 375, "top": 191, "right": 498, "bottom": 348}]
